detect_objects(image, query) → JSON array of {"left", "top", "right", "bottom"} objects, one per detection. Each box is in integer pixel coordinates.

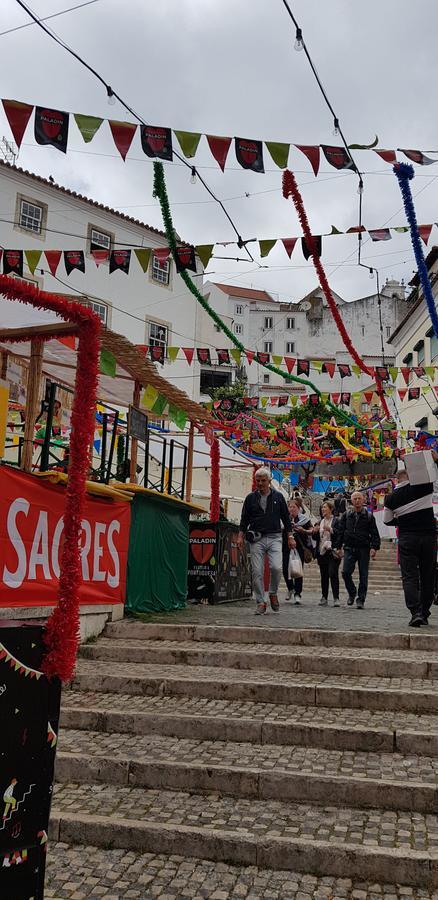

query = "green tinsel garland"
[{"left": 152, "top": 160, "right": 354, "bottom": 427}]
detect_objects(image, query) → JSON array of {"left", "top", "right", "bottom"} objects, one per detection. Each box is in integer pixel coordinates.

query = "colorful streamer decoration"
[
  {"left": 282, "top": 169, "right": 390, "bottom": 419},
  {"left": 393, "top": 162, "right": 438, "bottom": 338}
]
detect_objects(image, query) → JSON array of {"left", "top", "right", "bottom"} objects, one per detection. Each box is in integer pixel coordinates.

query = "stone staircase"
[{"left": 48, "top": 619, "right": 438, "bottom": 895}]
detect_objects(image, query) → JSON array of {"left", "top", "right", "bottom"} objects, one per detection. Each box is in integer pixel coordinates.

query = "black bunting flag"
[
  {"left": 141, "top": 125, "right": 173, "bottom": 160},
  {"left": 338, "top": 364, "right": 352, "bottom": 378},
  {"left": 64, "top": 250, "right": 85, "bottom": 275},
  {"left": 217, "top": 349, "right": 230, "bottom": 365},
  {"left": 321, "top": 145, "right": 355, "bottom": 170},
  {"left": 3, "top": 249, "right": 23, "bottom": 277},
  {"left": 297, "top": 359, "right": 310, "bottom": 376},
  {"left": 175, "top": 245, "right": 197, "bottom": 273},
  {"left": 341, "top": 392, "right": 351, "bottom": 405},
  {"left": 256, "top": 352, "right": 270, "bottom": 365},
  {"left": 109, "top": 249, "right": 131, "bottom": 274},
  {"left": 309, "top": 393, "right": 319, "bottom": 406},
  {"left": 235, "top": 137, "right": 264, "bottom": 173},
  {"left": 34, "top": 106, "right": 69, "bottom": 153},
  {"left": 197, "top": 348, "right": 211, "bottom": 365},
  {"left": 375, "top": 365, "right": 389, "bottom": 380},
  {"left": 150, "top": 345, "right": 164, "bottom": 365},
  {"left": 408, "top": 388, "right": 420, "bottom": 401},
  {"left": 301, "top": 235, "right": 322, "bottom": 260}
]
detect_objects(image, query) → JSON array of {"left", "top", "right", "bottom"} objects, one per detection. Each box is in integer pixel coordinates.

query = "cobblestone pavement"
[
  {"left": 59, "top": 727, "right": 438, "bottom": 784},
  {"left": 52, "top": 783, "right": 438, "bottom": 850},
  {"left": 45, "top": 844, "right": 438, "bottom": 898},
  {"left": 61, "top": 689, "right": 438, "bottom": 733},
  {"left": 129, "top": 591, "right": 438, "bottom": 634},
  {"left": 75, "top": 658, "right": 438, "bottom": 693}
]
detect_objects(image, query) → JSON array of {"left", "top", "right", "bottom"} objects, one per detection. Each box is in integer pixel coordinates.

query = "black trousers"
[
  {"left": 282, "top": 532, "right": 304, "bottom": 595},
  {"left": 318, "top": 552, "right": 340, "bottom": 600},
  {"left": 398, "top": 531, "right": 436, "bottom": 618}
]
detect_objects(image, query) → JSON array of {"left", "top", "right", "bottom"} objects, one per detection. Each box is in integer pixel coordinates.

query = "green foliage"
[{"left": 210, "top": 379, "right": 246, "bottom": 402}]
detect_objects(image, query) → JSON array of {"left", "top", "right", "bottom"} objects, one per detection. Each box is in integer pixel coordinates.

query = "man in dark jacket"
[
  {"left": 384, "top": 453, "right": 438, "bottom": 627},
  {"left": 238, "top": 467, "right": 294, "bottom": 615},
  {"left": 332, "top": 491, "right": 380, "bottom": 609}
]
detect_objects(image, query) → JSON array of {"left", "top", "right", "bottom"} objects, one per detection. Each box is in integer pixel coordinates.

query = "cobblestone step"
[
  {"left": 103, "top": 621, "right": 438, "bottom": 650},
  {"left": 45, "top": 842, "right": 438, "bottom": 900},
  {"left": 55, "top": 728, "right": 438, "bottom": 813},
  {"left": 60, "top": 690, "right": 438, "bottom": 756},
  {"left": 73, "top": 659, "right": 438, "bottom": 713},
  {"left": 79, "top": 637, "right": 438, "bottom": 679},
  {"left": 49, "top": 782, "right": 438, "bottom": 887}
]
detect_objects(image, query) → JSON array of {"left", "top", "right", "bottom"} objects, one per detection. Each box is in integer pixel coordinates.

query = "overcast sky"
[{"left": 1, "top": 0, "right": 438, "bottom": 303}]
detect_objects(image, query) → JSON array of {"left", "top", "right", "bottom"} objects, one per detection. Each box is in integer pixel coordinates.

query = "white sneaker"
[
  {"left": 333, "top": 598, "right": 340, "bottom": 607},
  {"left": 285, "top": 590, "right": 293, "bottom": 602},
  {"left": 293, "top": 594, "right": 302, "bottom": 605},
  {"left": 318, "top": 597, "right": 328, "bottom": 607}
]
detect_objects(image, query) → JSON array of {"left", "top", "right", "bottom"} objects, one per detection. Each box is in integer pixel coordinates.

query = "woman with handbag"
[
  {"left": 283, "top": 498, "right": 313, "bottom": 604},
  {"left": 313, "top": 500, "right": 341, "bottom": 607}
]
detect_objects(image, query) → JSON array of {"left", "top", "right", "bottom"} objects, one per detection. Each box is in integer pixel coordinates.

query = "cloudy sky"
[{"left": 1, "top": 0, "right": 438, "bottom": 303}]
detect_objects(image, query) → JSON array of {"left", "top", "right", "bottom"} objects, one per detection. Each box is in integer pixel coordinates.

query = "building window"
[
  {"left": 148, "top": 321, "right": 168, "bottom": 352},
  {"left": 286, "top": 341, "right": 295, "bottom": 354},
  {"left": 361, "top": 401, "right": 368, "bottom": 412},
  {"left": 89, "top": 300, "right": 108, "bottom": 324},
  {"left": 264, "top": 341, "right": 272, "bottom": 353},
  {"left": 402, "top": 352, "right": 413, "bottom": 365},
  {"left": 151, "top": 253, "right": 171, "bottom": 285},
  {"left": 386, "top": 326, "right": 391, "bottom": 339},
  {"left": 414, "top": 340, "right": 425, "bottom": 365},
  {"left": 286, "top": 317, "right": 295, "bottom": 330},
  {"left": 427, "top": 327, "right": 438, "bottom": 361},
  {"left": 234, "top": 323, "right": 243, "bottom": 335},
  {"left": 264, "top": 316, "right": 273, "bottom": 329},
  {"left": 263, "top": 374, "right": 270, "bottom": 384},
  {"left": 87, "top": 224, "right": 114, "bottom": 255},
  {"left": 15, "top": 194, "right": 48, "bottom": 238},
  {"left": 361, "top": 326, "right": 365, "bottom": 337},
  {"left": 235, "top": 304, "right": 243, "bottom": 315},
  {"left": 200, "top": 370, "right": 231, "bottom": 394}
]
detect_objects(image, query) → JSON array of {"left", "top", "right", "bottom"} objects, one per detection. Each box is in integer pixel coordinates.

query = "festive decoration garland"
[
  {"left": 0, "top": 275, "right": 100, "bottom": 682},
  {"left": 393, "top": 162, "right": 438, "bottom": 338},
  {"left": 210, "top": 438, "right": 220, "bottom": 522},
  {"left": 152, "top": 160, "right": 356, "bottom": 428},
  {"left": 282, "top": 169, "right": 390, "bottom": 419}
]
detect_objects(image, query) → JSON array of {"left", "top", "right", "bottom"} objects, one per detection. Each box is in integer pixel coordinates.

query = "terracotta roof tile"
[{"left": 213, "top": 282, "right": 275, "bottom": 302}]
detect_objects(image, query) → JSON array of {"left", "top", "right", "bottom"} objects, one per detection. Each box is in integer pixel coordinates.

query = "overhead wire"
[{"left": 0, "top": 0, "right": 100, "bottom": 37}]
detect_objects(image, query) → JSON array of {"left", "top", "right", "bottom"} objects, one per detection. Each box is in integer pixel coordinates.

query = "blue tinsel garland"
[{"left": 393, "top": 162, "right": 438, "bottom": 337}]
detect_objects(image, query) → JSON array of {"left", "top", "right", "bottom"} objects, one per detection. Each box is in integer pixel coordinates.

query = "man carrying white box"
[{"left": 384, "top": 450, "right": 438, "bottom": 627}]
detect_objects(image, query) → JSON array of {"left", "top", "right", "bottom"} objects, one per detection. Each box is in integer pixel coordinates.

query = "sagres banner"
[{"left": 0, "top": 468, "right": 131, "bottom": 606}]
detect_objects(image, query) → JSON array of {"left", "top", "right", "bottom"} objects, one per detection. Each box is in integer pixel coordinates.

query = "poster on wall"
[
  {"left": 0, "top": 467, "right": 131, "bottom": 607},
  {"left": 187, "top": 522, "right": 252, "bottom": 603}
]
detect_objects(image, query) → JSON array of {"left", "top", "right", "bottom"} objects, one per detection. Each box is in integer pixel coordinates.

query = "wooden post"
[
  {"left": 129, "top": 380, "right": 141, "bottom": 484},
  {"left": 21, "top": 338, "right": 43, "bottom": 473},
  {"left": 185, "top": 420, "right": 195, "bottom": 503}
]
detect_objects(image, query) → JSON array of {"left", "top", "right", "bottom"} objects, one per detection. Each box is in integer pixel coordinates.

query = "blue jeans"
[
  {"left": 249, "top": 534, "right": 283, "bottom": 605},
  {"left": 342, "top": 546, "right": 370, "bottom": 603}
]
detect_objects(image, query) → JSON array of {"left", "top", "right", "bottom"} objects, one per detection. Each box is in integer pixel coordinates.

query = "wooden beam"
[
  {"left": 185, "top": 420, "right": 195, "bottom": 502},
  {"left": 21, "top": 338, "right": 43, "bottom": 473},
  {"left": 129, "top": 381, "right": 141, "bottom": 484},
  {"left": 0, "top": 322, "right": 78, "bottom": 342}
]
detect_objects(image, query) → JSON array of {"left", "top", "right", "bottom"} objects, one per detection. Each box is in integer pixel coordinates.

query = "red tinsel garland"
[
  {"left": 210, "top": 438, "right": 220, "bottom": 522},
  {"left": 282, "top": 171, "right": 390, "bottom": 419},
  {"left": 0, "top": 275, "right": 100, "bottom": 682}
]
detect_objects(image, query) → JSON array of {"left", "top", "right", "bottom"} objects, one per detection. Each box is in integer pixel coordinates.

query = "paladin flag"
[
  {"left": 110, "top": 249, "right": 131, "bottom": 274},
  {"left": 217, "top": 349, "right": 230, "bottom": 365},
  {"left": 341, "top": 392, "right": 351, "bottom": 405},
  {"left": 301, "top": 235, "right": 322, "bottom": 260},
  {"left": 338, "top": 364, "right": 352, "bottom": 378},
  {"left": 64, "top": 250, "right": 85, "bottom": 275},
  {"left": 321, "top": 145, "right": 355, "bottom": 170},
  {"left": 408, "top": 387, "right": 420, "bottom": 400},
  {"left": 197, "top": 348, "right": 211, "bottom": 365},
  {"left": 175, "top": 245, "right": 197, "bottom": 273},
  {"left": 369, "top": 229, "right": 391, "bottom": 242},
  {"left": 297, "top": 359, "right": 310, "bottom": 376},
  {"left": 141, "top": 125, "right": 173, "bottom": 160},
  {"left": 150, "top": 345, "right": 165, "bottom": 365},
  {"left": 3, "top": 250, "right": 23, "bottom": 277},
  {"left": 235, "top": 137, "right": 264, "bottom": 173},
  {"left": 35, "top": 106, "right": 69, "bottom": 153},
  {"left": 375, "top": 365, "right": 389, "bottom": 380},
  {"left": 401, "top": 149, "right": 436, "bottom": 166},
  {"left": 257, "top": 352, "right": 270, "bottom": 365}
]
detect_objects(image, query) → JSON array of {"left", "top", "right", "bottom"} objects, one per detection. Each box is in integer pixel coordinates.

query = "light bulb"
[
  {"left": 369, "top": 268, "right": 374, "bottom": 279},
  {"left": 357, "top": 178, "right": 364, "bottom": 196},
  {"left": 332, "top": 118, "right": 340, "bottom": 137},
  {"left": 190, "top": 166, "right": 197, "bottom": 184},
  {"left": 107, "top": 86, "right": 116, "bottom": 106},
  {"left": 294, "top": 27, "right": 304, "bottom": 51}
]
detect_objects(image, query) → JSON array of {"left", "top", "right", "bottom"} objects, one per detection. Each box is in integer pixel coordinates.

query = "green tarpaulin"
[{"left": 126, "top": 493, "right": 189, "bottom": 613}]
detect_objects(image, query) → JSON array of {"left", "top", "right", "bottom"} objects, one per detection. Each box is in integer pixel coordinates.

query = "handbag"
[
  {"left": 288, "top": 549, "right": 303, "bottom": 579},
  {"left": 295, "top": 531, "right": 313, "bottom": 564}
]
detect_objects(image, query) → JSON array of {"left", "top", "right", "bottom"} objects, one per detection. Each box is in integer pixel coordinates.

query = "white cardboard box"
[{"left": 404, "top": 450, "right": 438, "bottom": 486}]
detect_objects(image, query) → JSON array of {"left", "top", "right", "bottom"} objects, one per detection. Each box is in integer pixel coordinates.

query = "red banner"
[{"left": 0, "top": 468, "right": 130, "bottom": 607}]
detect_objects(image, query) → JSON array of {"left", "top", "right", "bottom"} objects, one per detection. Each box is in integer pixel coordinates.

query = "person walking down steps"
[
  {"left": 332, "top": 491, "right": 380, "bottom": 609},
  {"left": 237, "top": 467, "right": 294, "bottom": 615},
  {"left": 283, "top": 498, "right": 313, "bottom": 605},
  {"left": 314, "top": 500, "right": 341, "bottom": 607}
]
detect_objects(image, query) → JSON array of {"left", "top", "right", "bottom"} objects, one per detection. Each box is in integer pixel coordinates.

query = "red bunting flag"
[
  {"left": 400, "top": 367, "right": 411, "bottom": 385},
  {"left": 270, "top": 396, "right": 279, "bottom": 406},
  {"left": 331, "top": 393, "right": 340, "bottom": 404},
  {"left": 282, "top": 237, "right": 298, "bottom": 258},
  {"left": 300, "top": 395, "right": 308, "bottom": 404},
  {"left": 246, "top": 350, "right": 255, "bottom": 365},
  {"left": 418, "top": 225, "right": 433, "bottom": 246},
  {"left": 92, "top": 249, "right": 110, "bottom": 266},
  {"left": 44, "top": 250, "right": 62, "bottom": 276},
  {"left": 363, "top": 391, "right": 374, "bottom": 403},
  {"left": 284, "top": 356, "right": 296, "bottom": 373},
  {"left": 322, "top": 361, "right": 336, "bottom": 378},
  {"left": 295, "top": 145, "right": 320, "bottom": 176},
  {"left": 398, "top": 388, "right": 408, "bottom": 400},
  {"left": 206, "top": 135, "right": 232, "bottom": 172},
  {"left": 58, "top": 335, "right": 76, "bottom": 350},
  {"left": 374, "top": 149, "right": 397, "bottom": 164},
  {"left": 2, "top": 99, "right": 33, "bottom": 148},
  {"left": 182, "top": 347, "right": 195, "bottom": 365},
  {"left": 109, "top": 120, "right": 137, "bottom": 160}
]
